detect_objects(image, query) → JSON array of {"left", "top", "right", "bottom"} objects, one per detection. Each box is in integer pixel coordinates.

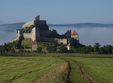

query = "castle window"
[{"left": 60, "top": 42, "right": 63, "bottom": 45}]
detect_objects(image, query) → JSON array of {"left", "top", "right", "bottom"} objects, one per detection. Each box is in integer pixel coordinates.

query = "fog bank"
[{"left": 0, "top": 25, "right": 113, "bottom": 46}]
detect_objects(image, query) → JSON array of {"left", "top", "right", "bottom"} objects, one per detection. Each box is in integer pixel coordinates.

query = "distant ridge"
[
  {"left": 0, "top": 22, "right": 25, "bottom": 25},
  {"left": 0, "top": 23, "right": 113, "bottom": 32},
  {"left": 0, "top": 22, "right": 25, "bottom": 32},
  {"left": 48, "top": 23, "right": 113, "bottom": 27}
]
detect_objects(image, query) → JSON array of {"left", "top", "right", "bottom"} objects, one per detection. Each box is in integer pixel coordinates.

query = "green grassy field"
[
  {"left": 0, "top": 54, "right": 113, "bottom": 83},
  {"left": 69, "top": 57, "right": 113, "bottom": 83},
  {"left": 0, "top": 56, "right": 68, "bottom": 83},
  {"left": 62, "top": 56, "right": 113, "bottom": 83}
]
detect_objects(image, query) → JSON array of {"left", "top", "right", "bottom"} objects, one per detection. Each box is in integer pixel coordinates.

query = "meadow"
[
  {"left": 0, "top": 56, "right": 68, "bottom": 83},
  {"left": 63, "top": 56, "right": 113, "bottom": 83},
  {"left": 0, "top": 54, "right": 113, "bottom": 83}
]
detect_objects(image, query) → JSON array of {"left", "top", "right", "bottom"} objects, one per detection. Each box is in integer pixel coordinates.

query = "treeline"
[
  {"left": 73, "top": 43, "right": 113, "bottom": 54},
  {"left": 47, "top": 43, "right": 112, "bottom": 54},
  {"left": 1, "top": 41, "right": 112, "bottom": 54},
  {"left": 27, "top": 43, "right": 113, "bottom": 54}
]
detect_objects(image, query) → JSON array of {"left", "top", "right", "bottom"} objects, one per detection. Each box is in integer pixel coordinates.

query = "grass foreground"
[
  {"left": 0, "top": 56, "right": 68, "bottom": 83},
  {"left": 0, "top": 54, "right": 113, "bottom": 83},
  {"left": 63, "top": 56, "right": 113, "bottom": 83}
]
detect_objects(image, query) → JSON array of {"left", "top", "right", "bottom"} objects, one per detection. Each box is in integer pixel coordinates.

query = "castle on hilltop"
[{"left": 11, "top": 15, "right": 80, "bottom": 50}]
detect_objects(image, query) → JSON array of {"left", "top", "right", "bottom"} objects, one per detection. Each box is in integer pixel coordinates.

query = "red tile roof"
[
  {"left": 32, "top": 40, "right": 37, "bottom": 44},
  {"left": 72, "top": 30, "right": 78, "bottom": 35}
]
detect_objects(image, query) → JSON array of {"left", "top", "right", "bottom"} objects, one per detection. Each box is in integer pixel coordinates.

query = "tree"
[
  {"left": 46, "top": 40, "right": 57, "bottom": 53},
  {"left": 100, "top": 45, "right": 113, "bottom": 54},
  {"left": 59, "top": 46, "right": 68, "bottom": 53},
  {"left": 73, "top": 48, "right": 78, "bottom": 53},
  {"left": 77, "top": 47, "right": 89, "bottom": 53},
  {"left": 47, "top": 46, "right": 56, "bottom": 53},
  {"left": 100, "top": 47, "right": 105, "bottom": 54},
  {"left": 37, "top": 47, "right": 42, "bottom": 52},
  {"left": 94, "top": 43, "right": 100, "bottom": 52},
  {"left": 106, "top": 45, "right": 112, "bottom": 54},
  {"left": 68, "top": 50, "right": 74, "bottom": 53}
]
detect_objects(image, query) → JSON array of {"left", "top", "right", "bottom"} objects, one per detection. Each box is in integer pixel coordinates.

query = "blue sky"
[{"left": 0, "top": 0, "right": 113, "bottom": 24}]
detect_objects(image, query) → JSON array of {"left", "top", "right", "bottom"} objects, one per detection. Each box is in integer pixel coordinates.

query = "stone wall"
[
  {"left": 54, "top": 38, "right": 68, "bottom": 45},
  {"left": 22, "top": 21, "right": 34, "bottom": 29},
  {"left": 23, "top": 33, "right": 32, "bottom": 39},
  {"left": 40, "top": 30, "right": 52, "bottom": 37},
  {"left": 41, "top": 37, "right": 54, "bottom": 42},
  {"left": 31, "top": 28, "right": 36, "bottom": 41},
  {"left": 41, "top": 38, "right": 68, "bottom": 45},
  {"left": 36, "top": 28, "right": 40, "bottom": 41}
]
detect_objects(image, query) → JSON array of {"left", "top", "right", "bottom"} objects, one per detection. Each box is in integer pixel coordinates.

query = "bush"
[
  {"left": 21, "top": 38, "right": 32, "bottom": 49},
  {"left": 37, "top": 47, "right": 42, "bottom": 53},
  {"left": 59, "top": 46, "right": 68, "bottom": 53}
]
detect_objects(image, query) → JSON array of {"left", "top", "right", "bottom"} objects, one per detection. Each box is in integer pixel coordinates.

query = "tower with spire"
[{"left": 71, "top": 30, "right": 79, "bottom": 40}]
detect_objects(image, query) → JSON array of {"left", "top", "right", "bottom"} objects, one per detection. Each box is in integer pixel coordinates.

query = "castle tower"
[
  {"left": 71, "top": 30, "right": 79, "bottom": 40},
  {"left": 36, "top": 28, "right": 40, "bottom": 41},
  {"left": 32, "top": 27, "right": 40, "bottom": 41},
  {"left": 16, "top": 29, "right": 22, "bottom": 38}
]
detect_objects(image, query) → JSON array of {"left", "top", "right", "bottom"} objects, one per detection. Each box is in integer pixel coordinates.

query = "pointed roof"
[
  {"left": 32, "top": 40, "right": 37, "bottom": 44},
  {"left": 72, "top": 30, "right": 78, "bottom": 35}
]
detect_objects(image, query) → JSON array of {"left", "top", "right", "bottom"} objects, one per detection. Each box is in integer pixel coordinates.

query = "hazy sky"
[{"left": 0, "top": 0, "right": 113, "bottom": 24}]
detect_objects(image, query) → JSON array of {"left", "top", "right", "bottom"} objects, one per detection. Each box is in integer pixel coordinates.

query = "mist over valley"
[{"left": 0, "top": 23, "right": 113, "bottom": 46}]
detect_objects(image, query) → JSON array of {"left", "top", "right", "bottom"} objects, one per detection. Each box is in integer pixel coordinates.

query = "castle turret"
[
  {"left": 17, "top": 29, "right": 22, "bottom": 38},
  {"left": 34, "top": 15, "right": 40, "bottom": 20},
  {"left": 71, "top": 30, "right": 79, "bottom": 40}
]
